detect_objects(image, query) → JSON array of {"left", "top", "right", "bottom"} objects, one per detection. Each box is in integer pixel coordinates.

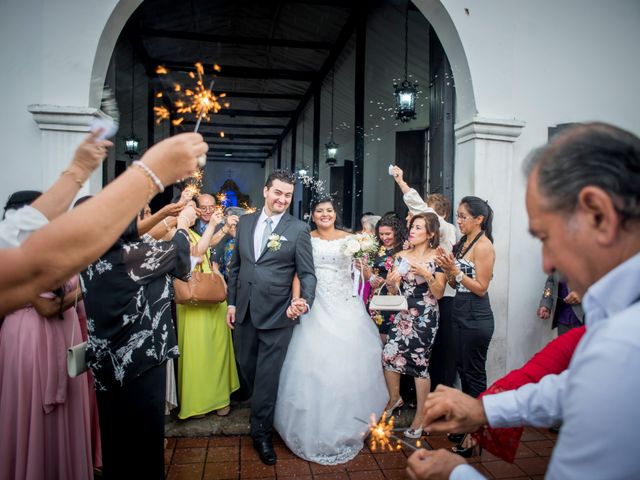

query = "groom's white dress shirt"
[
  {"left": 450, "top": 252, "right": 640, "bottom": 479},
  {"left": 253, "top": 208, "right": 285, "bottom": 260}
]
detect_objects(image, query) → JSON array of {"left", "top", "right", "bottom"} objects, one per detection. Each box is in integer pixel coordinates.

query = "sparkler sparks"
[
  {"left": 240, "top": 202, "right": 257, "bottom": 214},
  {"left": 216, "top": 193, "right": 227, "bottom": 205},
  {"left": 182, "top": 168, "right": 204, "bottom": 197},
  {"left": 356, "top": 414, "right": 423, "bottom": 453},
  {"left": 154, "top": 62, "right": 227, "bottom": 131}
]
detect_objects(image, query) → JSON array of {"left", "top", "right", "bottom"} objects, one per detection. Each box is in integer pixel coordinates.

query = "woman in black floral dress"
[
  {"left": 362, "top": 214, "right": 406, "bottom": 341},
  {"left": 80, "top": 208, "right": 194, "bottom": 479},
  {"left": 382, "top": 213, "right": 446, "bottom": 439}
]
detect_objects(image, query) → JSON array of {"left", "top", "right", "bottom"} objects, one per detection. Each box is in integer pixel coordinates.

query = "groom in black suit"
[{"left": 226, "top": 170, "right": 316, "bottom": 465}]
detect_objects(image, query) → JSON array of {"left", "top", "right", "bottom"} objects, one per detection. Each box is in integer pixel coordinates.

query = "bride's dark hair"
[{"left": 309, "top": 195, "right": 345, "bottom": 231}]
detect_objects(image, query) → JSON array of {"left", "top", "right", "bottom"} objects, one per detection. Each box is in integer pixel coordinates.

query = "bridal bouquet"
[
  {"left": 342, "top": 233, "right": 379, "bottom": 266},
  {"left": 343, "top": 233, "right": 379, "bottom": 297}
]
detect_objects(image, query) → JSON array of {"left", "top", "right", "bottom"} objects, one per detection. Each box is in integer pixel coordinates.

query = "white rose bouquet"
[
  {"left": 343, "top": 233, "right": 379, "bottom": 297},
  {"left": 342, "top": 232, "right": 379, "bottom": 266}
]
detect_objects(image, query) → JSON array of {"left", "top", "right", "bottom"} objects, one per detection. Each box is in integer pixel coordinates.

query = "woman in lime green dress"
[{"left": 176, "top": 217, "right": 239, "bottom": 419}]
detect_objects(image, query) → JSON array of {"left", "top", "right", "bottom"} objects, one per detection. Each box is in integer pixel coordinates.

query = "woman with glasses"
[{"left": 436, "top": 196, "right": 495, "bottom": 456}]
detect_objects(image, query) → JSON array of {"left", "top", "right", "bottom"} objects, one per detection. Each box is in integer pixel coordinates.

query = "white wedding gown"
[{"left": 274, "top": 237, "right": 389, "bottom": 464}]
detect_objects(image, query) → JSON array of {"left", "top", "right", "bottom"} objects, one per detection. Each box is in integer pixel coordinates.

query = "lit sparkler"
[
  {"left": 240, "top": 202, "right": 257, "bottom": 214},
  {"left": 356, "top": 414, "right": 423, "bottom": 453},
  {"left": 182, "top": 168, "right": 204, "bottom": 197},
  {"left": 216, "top": 193, "right": 227, "bottom": 205},
  {"left": 154, "top": 62, "right": 228, "bottom": 167}
]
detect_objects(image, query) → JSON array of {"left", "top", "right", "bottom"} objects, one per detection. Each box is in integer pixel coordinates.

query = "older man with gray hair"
[{"left": 407, "top": 122, "right": 640, "bottom": 479}]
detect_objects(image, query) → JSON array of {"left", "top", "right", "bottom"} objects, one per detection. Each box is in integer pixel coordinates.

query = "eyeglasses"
[
  {"left": 456, "top": 213, "right": 471, "bottom": 221},
  {"left": 200, "top": 206, "right": 216, "bottom": 211}
]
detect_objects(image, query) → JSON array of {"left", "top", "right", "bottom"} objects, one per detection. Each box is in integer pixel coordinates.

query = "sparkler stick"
[{"left": 194, "top": 79, "right": 215, "bottom": 133}]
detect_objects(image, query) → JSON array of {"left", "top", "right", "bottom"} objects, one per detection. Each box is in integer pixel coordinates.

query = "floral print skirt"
[{"left": 382, "top": 308, "right": 439, "bottom": 378}]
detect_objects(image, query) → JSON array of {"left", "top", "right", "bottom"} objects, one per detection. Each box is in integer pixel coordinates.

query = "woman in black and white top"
[
  {"left": 436, "top": 197, "right": 496, "bottom": 399},
  {"left": 80, "top": 206, "right": 195, "bottom": 480}
]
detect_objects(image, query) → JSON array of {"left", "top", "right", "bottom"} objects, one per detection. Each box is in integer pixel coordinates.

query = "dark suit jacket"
[
  {"left": 539, "top": 273, "right": 584, "bottom": 329},
  {"left": 227, "top": 211, "right": 316, "bottom": 330}
]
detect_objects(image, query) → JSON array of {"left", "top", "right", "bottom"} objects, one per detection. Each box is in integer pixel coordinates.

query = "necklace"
[{"left": 456, "top": 231, "right": 484, "bottom": 259}]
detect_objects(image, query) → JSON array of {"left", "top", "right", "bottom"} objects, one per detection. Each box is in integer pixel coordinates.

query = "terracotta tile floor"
[{"left": 164, "top": 427, "right": 557, "bottom": 479}]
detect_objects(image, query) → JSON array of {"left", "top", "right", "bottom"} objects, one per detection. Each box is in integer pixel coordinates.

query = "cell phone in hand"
[
  {"left": 90, "top": 117, "right": 118, "bottom": 140},
  {"left": 396, "top": 257, "right": 411, "bottom": 275}
]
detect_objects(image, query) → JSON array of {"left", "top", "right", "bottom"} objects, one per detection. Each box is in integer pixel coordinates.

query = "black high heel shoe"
[
  {"left": 447, "top": 433, "right": 465, "bottom": 444},
  {"left": 451, "top": 434, "right": 482, "bottom": 458}
]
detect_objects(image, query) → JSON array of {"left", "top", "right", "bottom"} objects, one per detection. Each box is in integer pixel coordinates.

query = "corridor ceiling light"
[
  {"left": 394, "top": 2, "right": 418, "bottom": 123},
  {"left": 124, "top": 50, "right": 141, "bottom": 158},
  {"left": 325, "top": 69, "right": 339, "bottom": 166}
]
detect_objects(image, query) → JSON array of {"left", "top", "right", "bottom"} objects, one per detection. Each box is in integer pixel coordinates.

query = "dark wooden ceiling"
[{"left": 123, "top": 0, "right": 372, "bottom": 166}]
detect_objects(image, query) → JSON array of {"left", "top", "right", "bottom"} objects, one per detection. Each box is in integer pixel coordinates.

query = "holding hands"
[{"left": 287, "top": 298, "right": 308, "bottom": 319}]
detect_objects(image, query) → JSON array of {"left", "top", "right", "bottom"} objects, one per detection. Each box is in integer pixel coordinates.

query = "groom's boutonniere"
[{"left": 267, "top": 234, "right": 287, "bottom": 252}]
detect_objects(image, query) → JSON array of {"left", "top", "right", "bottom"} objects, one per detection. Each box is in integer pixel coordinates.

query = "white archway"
[
  {"left": 88, "top": 0, "right": 143, "bottom": 108},
  {"left": 413, "top": 0, "right": 477, "bottom": 124}
]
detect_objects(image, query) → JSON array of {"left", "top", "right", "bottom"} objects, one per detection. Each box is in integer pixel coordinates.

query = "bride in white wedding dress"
[{"left": 274, "top": 197, "right": 388, "bottom": 465}]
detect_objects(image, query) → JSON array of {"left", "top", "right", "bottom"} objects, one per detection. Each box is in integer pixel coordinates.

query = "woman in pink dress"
[{"left": 0, "top": 191, "right": 93, "bottom": 480}]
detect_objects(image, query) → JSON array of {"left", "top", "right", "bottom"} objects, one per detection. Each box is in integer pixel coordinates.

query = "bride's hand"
[{"left": 287, "top": 298, "right": 307, "bottom": 319}]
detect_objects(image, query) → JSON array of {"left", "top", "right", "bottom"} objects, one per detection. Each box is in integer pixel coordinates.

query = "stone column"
[
  {"left": 454, "top": 116, "right": 525, "bottom": 383},
  {"left": 28, "top": 104, "right": 115, "bottom": 195}
]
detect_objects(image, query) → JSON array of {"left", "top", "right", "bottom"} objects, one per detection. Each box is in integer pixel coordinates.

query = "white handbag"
[
  {"left": 66, "top": 288, "right": 89, "bottom": 378},
  {"left": 369, "top": 284, "right": 408, "bottom": 311}
]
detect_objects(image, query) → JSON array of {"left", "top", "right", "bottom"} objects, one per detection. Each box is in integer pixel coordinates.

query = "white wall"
[
  {"left": 0, "top": 0, "right": 138, "bottom": 203},
  {"left": 437, "top": 0, "right": 640, "bottom": 376}
]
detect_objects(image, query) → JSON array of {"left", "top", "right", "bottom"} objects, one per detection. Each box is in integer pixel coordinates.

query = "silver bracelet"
[{"left": 132, "top": 160, "right": 165, "bottom": 193}]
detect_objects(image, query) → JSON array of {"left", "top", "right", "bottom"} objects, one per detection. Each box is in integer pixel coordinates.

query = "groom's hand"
[
  {"left": 226, "top": 306, "right": 236, "bottom": 329},
  {"left": 287, "top": 298, "right": 307, "bottom": 319}
]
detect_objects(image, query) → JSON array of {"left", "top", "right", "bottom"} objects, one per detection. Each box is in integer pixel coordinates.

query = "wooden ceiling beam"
[
  {"left": 202, "top": 132, "right": 281, "bottom": 140},
  {"left": 207, "top": 157, "right": 266, "bottom": 166},
  {"left": 222, "top": 91, "right": 303, "bottom": 100},
  {"left": 140, "top": 28, "right": 333, "bottom": 50},
  {"left": 271, "top": 8, "right": 362, "bottom": 156},
  {"left": 149, "top": 61, "right": 316, "bottom": 81},
  {"left": 207, "top": 140, "right": 276, "bottom": 147},
  {"left": 182, "top": 121, "right": 285, "bottom": 129}
]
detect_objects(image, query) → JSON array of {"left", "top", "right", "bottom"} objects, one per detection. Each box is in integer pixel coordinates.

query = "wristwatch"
[{"left": 455, "top": 271, "right": 464, "bottom": 283}]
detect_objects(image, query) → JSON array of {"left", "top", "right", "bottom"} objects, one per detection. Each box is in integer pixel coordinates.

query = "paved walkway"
[{"left": 164, "top": 404, "right": 556, "bottom": 479}]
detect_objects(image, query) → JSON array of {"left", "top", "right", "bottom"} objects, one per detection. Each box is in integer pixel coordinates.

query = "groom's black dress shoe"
[{"left": 253, "top": 438, "right": 277, "bottom": 465}]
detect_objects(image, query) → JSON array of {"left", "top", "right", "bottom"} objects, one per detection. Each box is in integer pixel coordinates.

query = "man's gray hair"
[{"left": 524, "top": 122, "right": 640, "bottom": 226}]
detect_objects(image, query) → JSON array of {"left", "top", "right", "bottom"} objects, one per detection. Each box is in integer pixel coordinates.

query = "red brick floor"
[{"left": 164, "top": 427, "right": 557, "bottom": 479}]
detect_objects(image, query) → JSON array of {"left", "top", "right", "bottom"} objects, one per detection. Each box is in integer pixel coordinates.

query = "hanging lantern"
[
  {"left": 325, "top": 139, "right": 338, "bottom": 166},
  {"left": 124, "top": 50, "right": 141, "bottom": 158},
  {"left": 394, "top": 79, "right": 418, "bottom": 123},
  {"left": 394, "top": 2, "right": 418, "bottom": 123},
  {"left": 124, "top": 133, "right": 140, "bottom": 158},
  {"left": 326, "top": 69, "right": 338, "bottom": 166}
]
